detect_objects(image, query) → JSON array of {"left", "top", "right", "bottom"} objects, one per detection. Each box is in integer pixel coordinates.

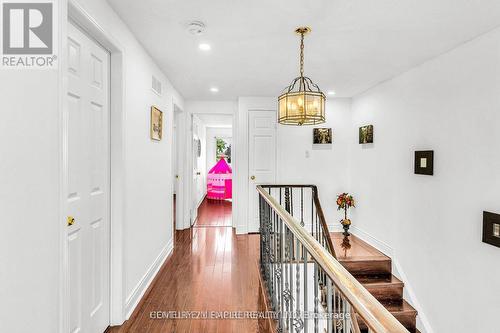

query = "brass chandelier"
[{"left": 278, "top": 27, "right": 326, "bottom": 125}]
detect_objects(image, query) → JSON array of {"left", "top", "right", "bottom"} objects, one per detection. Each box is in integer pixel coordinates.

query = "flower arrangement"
[{"left": 336, "top": 193, "right": 355, "bottom": 235}]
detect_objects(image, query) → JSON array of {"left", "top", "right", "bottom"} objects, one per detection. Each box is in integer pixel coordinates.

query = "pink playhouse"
[{"left": 207, "top": 158, "right": 232, "bottom": 200}]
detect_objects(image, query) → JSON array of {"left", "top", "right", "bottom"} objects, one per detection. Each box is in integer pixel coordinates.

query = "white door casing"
[
  {"left": 66, "top": 21, "right": 110, "bottom": 333},
  {"left": 192, "top": 134, "right": 200, "bottom": 223},
  {"left": 247, "top": 110, "right": 277, "bottom": 232}
]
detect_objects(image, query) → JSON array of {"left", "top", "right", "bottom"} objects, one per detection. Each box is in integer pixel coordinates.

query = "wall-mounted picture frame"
[
  {"left": 313, "top": 128, "right": 332, "bottom": 144},
  {"left": 483, "top": 211, "right": 500, "bottom": 248},
  {"left": 359, "top": 125, "right": 374, "bottom": 144},
  {"left": 414, "top": 150, "right": 434, "bottom": 175},
  {"left": 150, "top": 106, "right": 163, "bottom": 141}
]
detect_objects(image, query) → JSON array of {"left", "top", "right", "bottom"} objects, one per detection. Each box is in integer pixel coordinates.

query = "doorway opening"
[
  {"left": 172, "top": 106, "right": 181, "bottom": 232},
  {"left": 191, "top": 113, "right": 233, "bottom": 228}
]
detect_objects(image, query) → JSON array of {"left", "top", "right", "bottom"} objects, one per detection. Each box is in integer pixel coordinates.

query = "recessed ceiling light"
[
  {"left": 210, "top": 87, "right": 219, "bottom": 93},
  {"left": 199, "top": 43, "right": 211, "bottom": 51},
  {"left": 328, "top": 91, "right": 336, "bottom": 95}
]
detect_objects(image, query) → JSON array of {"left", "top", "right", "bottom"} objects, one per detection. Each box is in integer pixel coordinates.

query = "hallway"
[
  {"left": 194, "top": 198, "right": 232, "bottom": 227},
  {"left": 110, "top": 227, "right": 260, "bottom": 333}
]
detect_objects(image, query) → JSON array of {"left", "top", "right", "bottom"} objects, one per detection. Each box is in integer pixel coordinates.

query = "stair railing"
[
  {"left": 259, "top": 185, "right": 336, "bottom": 258},
  {"left": 258, "top": 185, "right": 409, "bottom": 333}
]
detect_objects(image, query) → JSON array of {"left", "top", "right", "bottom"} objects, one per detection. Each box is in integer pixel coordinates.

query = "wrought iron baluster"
[
  {"left": 300, "top": 187, "right": 304, "bottom": 226},
  {"left": 284, "top": 225, "right": 290, "bottom": 332},
  {"left": 259, "top": 194, "right": 263, "bottom": 271},
  {"left": 311, "top": 190, "right": 314, "bottom": 235},
  {"left": 288, "top": 226, "right": 294, "bottom": 332},
  {"left": 285, "top": 187, "right": 290, "bottom": 213},
  {"left": 314, "top": 262, "right": 319, "bottom": 333},
  {"left": 279, "top": 216, "right": 285, "bottom": 332},
  {"left": 294, "top": 235, "right": 303, "bottom": 333},
  {"left": 327, "top": 276, "right": 333, "bottom": 333},
  {"left": 303, "top": 245, "right": 308, "bottom": 333}
]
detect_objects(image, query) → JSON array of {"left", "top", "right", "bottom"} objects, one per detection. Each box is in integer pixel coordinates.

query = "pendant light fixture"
[{"left": 278, "top": 27, "right": 326, "bottom": 125}]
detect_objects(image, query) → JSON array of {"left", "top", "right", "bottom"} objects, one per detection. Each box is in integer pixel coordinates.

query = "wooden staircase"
[{"left": 331, "top": 232, "right": 418, "bottom": 333}]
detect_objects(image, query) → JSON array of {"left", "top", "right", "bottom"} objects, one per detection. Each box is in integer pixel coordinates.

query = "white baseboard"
[
  {"left": 124, "top": 237, "right": 174, "bottom": 319},
  {"left": 347, "top": 226, "right": 433, "bottom": 333},
  {"left": 236, "top": 225, "right": 248, "bottom": 234},
  {"left": 328, "top": 223, "right": 343, "bottom": 232},
  {"left": 349, "top": 225, "right": 394, "bottom": 258},
  {"left": 392, "top": 259, "right": 434, "bottom": 333}
]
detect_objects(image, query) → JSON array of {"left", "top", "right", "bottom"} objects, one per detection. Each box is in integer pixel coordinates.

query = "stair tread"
[
  {"left": 382, "top": 299, "right": 418, "bottom": 315},
  {"left": 358, "top": 274, "right": 404, "bottom": 287},
  {"left": 331, "top": 232, "right": 391, "bottom": 262}
]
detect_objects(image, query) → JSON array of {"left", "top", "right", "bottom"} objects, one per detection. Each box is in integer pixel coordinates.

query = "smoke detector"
[{"left": 186, "top": 21, "right": 206, "bottom": 35}]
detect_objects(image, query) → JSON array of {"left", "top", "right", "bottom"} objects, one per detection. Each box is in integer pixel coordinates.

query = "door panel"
[
  {"left": 68, "top": 230, "right": 82, "bottom": 333},
  {"left": 66, "top": 21, "right": 110, "bottom": 333},
  {"left": 248, "top": 111, "right": 277, "bottom": 232}
]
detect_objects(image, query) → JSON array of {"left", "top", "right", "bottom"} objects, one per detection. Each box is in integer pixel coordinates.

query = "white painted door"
[
  {"left": 248, "top": 110, "right": 277, "bottom": 232},
  {"left": 66, "top": 22, "right": 110, "bottom": 333}
]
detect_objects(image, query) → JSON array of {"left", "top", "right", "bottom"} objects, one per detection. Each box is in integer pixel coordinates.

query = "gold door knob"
[
  {"left": 250, "top": 175, "right": 256, "bottom": 180},
  {"left": 67, "top": 216, "right": 75, "bottom": 226}
]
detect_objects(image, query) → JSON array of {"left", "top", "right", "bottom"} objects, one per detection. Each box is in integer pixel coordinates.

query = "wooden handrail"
[
  {"left": 257, "top": 185, "right": 409, "bottom": 333},
  {"left": 310, "top": 185, "right": 337, "bottom": 259}
]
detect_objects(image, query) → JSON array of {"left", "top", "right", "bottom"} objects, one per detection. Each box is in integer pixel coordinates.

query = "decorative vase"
[
  {"left": 341, "top": 218, "right": 351, "bottom": 236},
  {"left": 342, "top": 224, "right": 350, "bottom": 236}
]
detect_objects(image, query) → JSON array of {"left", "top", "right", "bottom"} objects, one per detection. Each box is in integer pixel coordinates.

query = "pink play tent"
[{"left": 207, "top": 158, "right": 232, "bottom": 200}]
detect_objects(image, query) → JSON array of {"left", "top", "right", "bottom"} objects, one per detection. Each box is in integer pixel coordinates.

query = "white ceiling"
[
  {"left": 107, "top": 0, "right": 500, "bottom": 100},
  {"left": 195, "top": 114, "right": 233, "bottom": 127}
]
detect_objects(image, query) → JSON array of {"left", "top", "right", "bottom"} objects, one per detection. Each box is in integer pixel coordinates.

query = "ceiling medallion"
[{"left": 278, "top": 27, "right": 326, "bottom": 126}]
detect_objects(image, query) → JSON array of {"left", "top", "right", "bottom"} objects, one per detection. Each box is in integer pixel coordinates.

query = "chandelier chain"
[{"left": 299, "top": 31, "right": 305, "bottom": 78}]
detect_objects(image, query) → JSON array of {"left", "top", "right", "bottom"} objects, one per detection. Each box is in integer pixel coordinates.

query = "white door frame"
[
  {"left": 60, "top": 1, "right": 127, "bottom": 331},
  {"left": 247, "top": 109, "right": 277, "bottom": 232},
  {"left": 235, "top": 97, "right": 278, "bottom": 234},
  {"left": 182, "top": 112, "right": 236, "bottom": 229},
  {"left": 173, "top": 104, "right": 184, "bottom": 230}
]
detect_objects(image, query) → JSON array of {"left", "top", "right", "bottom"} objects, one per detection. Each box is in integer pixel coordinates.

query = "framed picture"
[
  {"left": 483, "top": 211, "right": 500, "bottom": 248},
  {"left": 359, "top": 125, "right": 374, "bottom": 144},
  {"left": 414, "top": 150, "right": 434, "bottom": 175},
  {"left": 313, "top": 128, "right": 332, "bottom": 144},
  {"left": 150, "top": 106, "right": 163, "bottom": 141}
]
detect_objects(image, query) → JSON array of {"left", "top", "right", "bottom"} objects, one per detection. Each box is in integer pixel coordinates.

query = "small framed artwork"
[
  {"left": 414, "top": 150, "right": 434, "bottom": 175},
  {"left": 483, "top": 211, "right": 500, "bottom": 248},
  {"left": 150, "top": 106, "right": 163, "bottom": 141},
  {"left": 313, "top": 128, "right": 332, "bottom": 144},
  {"left": 359, "top": 125, "right": 374, "bottom": 144}
]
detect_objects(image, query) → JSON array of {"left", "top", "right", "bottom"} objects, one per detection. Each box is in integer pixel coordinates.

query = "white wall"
[
  {"left": 206, "top": 127, "right": 233, "bottom": 172},
  {"left": 277, "top": 99, "right": 352, "bottom": 229},
  {"left": 350, "top": 27, "right": 500, "bottom": 333},
  {"left": 0, "top": 0, "right": 184, "bottom": 331},
  {"left": 0, "top": 62, "right": 61, "bottom": 333}
]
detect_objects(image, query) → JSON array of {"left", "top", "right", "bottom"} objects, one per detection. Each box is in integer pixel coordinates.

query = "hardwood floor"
[
  {"left": 110, "top": 227, "right": 260, "bottom": 332},
  {"left": 194, "top": 198, "right": 232, "bottom": 227}
]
